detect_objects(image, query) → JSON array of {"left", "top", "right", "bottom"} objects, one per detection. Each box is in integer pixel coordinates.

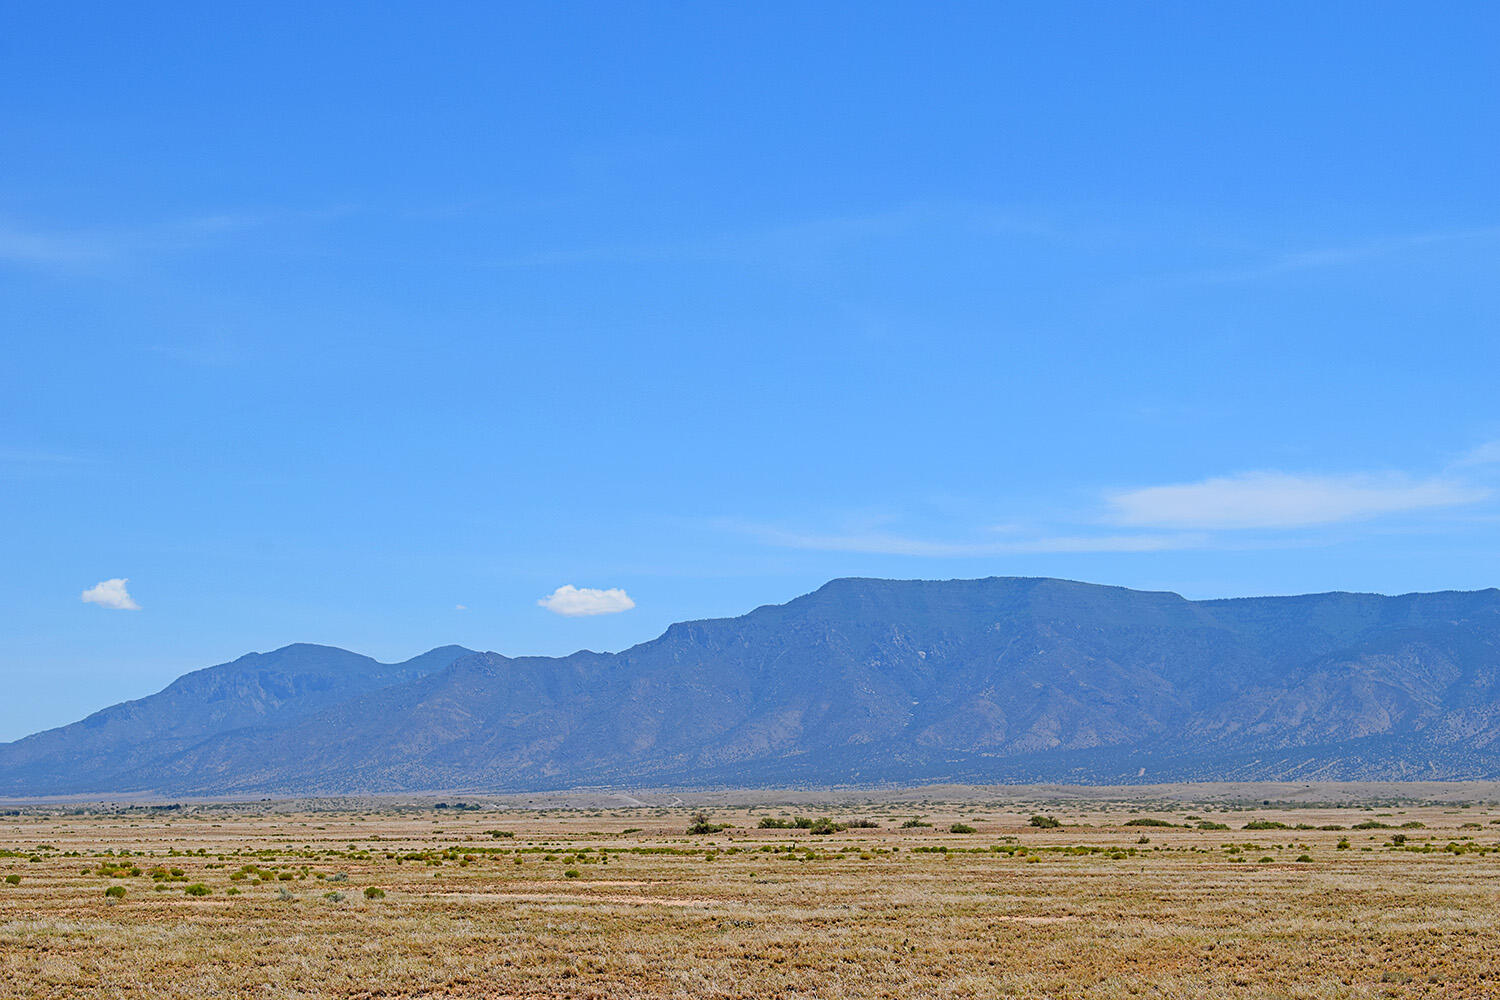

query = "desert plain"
[{"left": 1, "top": 783, "right": 1498, "bottom": 999}]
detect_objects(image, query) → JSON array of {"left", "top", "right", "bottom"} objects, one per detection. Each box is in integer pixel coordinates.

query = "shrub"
[
  {"left": 845, "top": 819, "right": 880, "bottom": 829},
  {"left": 949, "top": 823, "right": 977, "bottom": 834},
  {"left": 1337, "top": 838, "right": 1351, "bottom": 850},
  {"left": 1124, "top": 818, "right": 1176, "bottom": 828},
  {"left": 564, "top": 869, "right": 581, "bottom": 878},
  {"left": 1296, "top": 854, "right": 1313, "bottom": 863},
  {"left": 104, "top": 885, "right": 126, "bottom": 899},
  {"left": 1353, "top": 821, "right": 1391, "bottom": 830},
  {"left": 183, "top": 883, "right": 211, "bottom": 896},
  {"left": 686, "top": 812, "right": 730, "bottom": 835},
  {"left": 808, "top": 818, "right": 844, "bottom": 835},
  {"left": 3, "top": 874, "right": 18, "bottom": 886},
  {"left": 1028, "top": 815, "right": 1061, "bottom": 828},
  {"left": 486, "top": 830, "right": 515, "bottom": 839},
  {"left": 1196, "top": 821, "right": 1230, "bottom": 830},
  {"left": 759, "top": 817, "right": 793, "bottom": 829},
  {"left": 900, "top": 819, "right": 932, "bottom": 829},
  {"left": 363, "top": 887, "right": 385, "bottom": 899},
  {"left": 1243, "top": 820, "right": 1289, "bottom": 830}
]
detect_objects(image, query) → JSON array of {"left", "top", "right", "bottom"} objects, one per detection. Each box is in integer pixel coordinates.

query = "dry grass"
[{"left": 2, "top": 788, "right": 1498, "bottom": 997}]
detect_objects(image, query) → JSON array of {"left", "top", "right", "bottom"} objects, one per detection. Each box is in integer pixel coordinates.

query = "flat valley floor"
[{"left": 2, "top": 784, "right": 1498, "bottom": 998}]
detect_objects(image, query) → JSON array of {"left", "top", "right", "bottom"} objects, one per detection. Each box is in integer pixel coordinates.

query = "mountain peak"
[{"left": 6, "top": 578, "right": 1500, "bottom": 796}]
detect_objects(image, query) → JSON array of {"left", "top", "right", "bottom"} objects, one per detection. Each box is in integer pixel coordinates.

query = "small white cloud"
[
  {"left": 1108, "top": 472, "right": 1488, "bottom": 530},
  {"left": 81, "top": 578, "right": 141, "bottom": 610},
  {"left": 538, "top": 585, "right": 635, "bottom": 617}
]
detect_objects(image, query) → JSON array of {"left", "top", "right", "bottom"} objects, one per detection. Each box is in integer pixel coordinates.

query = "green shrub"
[
  {"left": 3, "top": 874, "right": 18, "bottom": 886},
  {"left": 183, "top": 883, "right": 211, "bottom": 896},
  {"left": 686, "top": 812, "right": 730, "bottom": 835},
  {"left": 758, "top": 817, "right": 793, "bottom": 829},
  {"left": 1028, "top": 815, "right": 1061, "bottom": 828},
  {"left": 1352, "top": 821, "right": 1390, "bottom": 830},
  {"left": 1243, "top": 820, "right": 1289, "bottom": 830},
  {"left": 1196, "top": 821, "right": 1230, "bottom": 830},
  {"left": 564, "top": 869, "right": 581, "bottom": 878},
  {"left": 363, "top": 887, "right": 385, "bottom": 899},
  {"left": 104, "top": 885, "right": 126, "bottom": 899},
  {"left": 1296, "top": 854, "right": 1313, "bottom": 863},
  {"left": 900, "top": 819, "right": 932, "bottom": 829},
  {"left": 808, "top": 818, "right": 844, "bottom": 835},
  {"left": 1124, "top": 818, "right": 1176, "bottom": 828},
  {"left": 949, "top": 823, "right": 977, "bottom": 834}
]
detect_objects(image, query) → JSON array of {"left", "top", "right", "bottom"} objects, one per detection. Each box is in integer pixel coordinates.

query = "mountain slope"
[
  {"left": 5, "top": 578, "right": 1500, "bottom": 796},
  {"left": 0, "top": 643, "right": 473, "bottom": 795}
]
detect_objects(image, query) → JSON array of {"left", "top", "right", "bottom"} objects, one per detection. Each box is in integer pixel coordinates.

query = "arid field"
[{"left": 2, "top": 784, "right": 1498, "bottom": 999}]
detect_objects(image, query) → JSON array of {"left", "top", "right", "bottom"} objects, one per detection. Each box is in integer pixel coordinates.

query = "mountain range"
[{"left": 5, "top": 576, "right": 1500, "bottom": 797}]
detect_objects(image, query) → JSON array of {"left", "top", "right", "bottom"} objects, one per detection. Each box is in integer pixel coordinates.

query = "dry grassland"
[{"left": 1, "top": 787, "right": 1498, "bottom": 998}]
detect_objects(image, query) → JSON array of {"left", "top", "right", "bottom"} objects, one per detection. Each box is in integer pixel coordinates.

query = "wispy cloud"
[
  {"left": 1107, "top": 472, "right": 1488, "bottom": 530},
  {"left": 746, "top": 525, "right": 1204, "bottom": 557},
  {"left": 1184, "top": 227, "right": 1500, "bottom": 284},
  {"left": 1454, "top": 440, "right": 1500, "bottom": 468},
  {"left": 81, "top": 578, "right": 141, "bottom": 611},
  {"left": 0, "top": 207, "right": 358, "bottom": 270},
  {"left": 742, "top": 449, "right": 1496, "bottom": 558},
  {"left": 537, "top": 585, "right": 636, "bottom": 616}
]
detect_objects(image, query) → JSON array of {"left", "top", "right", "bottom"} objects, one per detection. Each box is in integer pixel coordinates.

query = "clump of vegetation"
[
  {"left": 1243, "top": 820, "right": 1290, "bottom": 830},
  {"left": 1296, "top": 854, "right": 1313, "bottom": 863},
  {"left": 183, "top": 883, "right": 211, "bottom": 896},
  {"left": 686, "top": 812, "right": 731, "bottom": 835},
  {"left": 1124, "top": 818, "right": 1177, "bottom": 828},
  {"left": 1196, "top": 820, "right": 1230, "bottom": 830},
  {"left": 900, "top": 819, "right": 932, "bottom": 829},
  {"left": 486, "top": 830, "right": 514, "bottom": 839},
  {"left": 758, "top": 817, "right": 793, "bottom": 829},
  {"left": 104, "top": 885, "right": 126, "bottom": 899},
  {"left": 1029, "top": 815, "right": 1061, "bottom": 828},
  {"left": 949, "top": 823, "right": 977, "bottom": 834},
  {"left": 1353, "top": 820, "right": 1391, "bottom": 830},
  {"left": 363, "top": 887, "right": 385, "bottom": 899},
  {"left": 564, "top": 868, "right": 581, "bottom": 878},
  {"left": 3, "top": 874, "right": 19, "bottom": 886}
]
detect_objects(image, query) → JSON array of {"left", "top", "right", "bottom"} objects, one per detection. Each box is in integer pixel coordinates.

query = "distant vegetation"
[{"left": 686, "top": 812, "right": 732, "bottom": 835}]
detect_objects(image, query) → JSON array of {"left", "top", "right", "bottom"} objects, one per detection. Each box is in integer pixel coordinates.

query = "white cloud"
[
  {"left": 537, "top": 585, "right": 635, "bottom": 617},
  {"left": 80, "top": 578, "right": 141, "bottom": 611},
  {"left": 1108, "top": 472, "right": 1488, "bottom": 530},
  {"left": 455, "top": 604, "right": 468, "bottom": 611}
]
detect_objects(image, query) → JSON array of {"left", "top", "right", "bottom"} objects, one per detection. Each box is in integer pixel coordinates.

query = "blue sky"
[{"left": 3, "top": 2, "right": 1498, "bottom": 741}]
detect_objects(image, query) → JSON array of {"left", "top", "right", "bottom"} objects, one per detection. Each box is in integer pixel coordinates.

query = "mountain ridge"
[{"left": 5, "top": 577, "right": 1500, "bottom": 796}]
